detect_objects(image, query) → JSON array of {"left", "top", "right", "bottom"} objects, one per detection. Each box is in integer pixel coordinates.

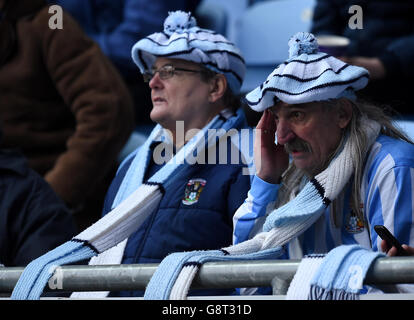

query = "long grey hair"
[{"left": 276, "top": 98, "right": 413, "bottom": 225}]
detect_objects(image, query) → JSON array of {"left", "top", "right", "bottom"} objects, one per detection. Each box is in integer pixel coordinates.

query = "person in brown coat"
[{"left": 0, "top": 0, "right": 135, "bottom": 229}]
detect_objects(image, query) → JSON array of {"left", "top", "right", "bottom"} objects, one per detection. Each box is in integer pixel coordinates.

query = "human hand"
[
  {"left": 380, "top": 239, "right": 414, "bottom": 256},
  {"left": 254, "top": 109, "right": 289, "bottom": 184},
  {"left": 338, "top": 56, "right": 386, "bottom": 80}
]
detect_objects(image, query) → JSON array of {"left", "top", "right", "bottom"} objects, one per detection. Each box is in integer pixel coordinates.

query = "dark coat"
[
  {"left": 0, "top": 149, "right": 77, "bottom": 266},
  {"left": 46, "top": 0, "right": 201, "bottom": 80},
  {"left": 0, "top": 0, "right": 134, "bottom": 209},
  {"left": 311, "top": 0, "right": 414, "bottom": 113},
  {"left": 105, "top": 144, "right": 250, "bottom": 297},
  {"left": 100, "top": 111, "right": 253, "bottom": 296}
]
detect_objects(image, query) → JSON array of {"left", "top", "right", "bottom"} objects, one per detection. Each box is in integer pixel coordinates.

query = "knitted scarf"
[
  {"left": 287, "top": 245, "right": 384, "bottom": 300},
  {"left": 11, "top": 108, "right": 251, "bottom": 300},
  {"left": 142, "top": 119, "right": 381, "bottom": 300}
]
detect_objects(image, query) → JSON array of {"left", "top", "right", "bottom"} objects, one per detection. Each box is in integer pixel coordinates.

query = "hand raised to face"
[{"left": 254, "top": 109, "right": 289, "bottom": 184}]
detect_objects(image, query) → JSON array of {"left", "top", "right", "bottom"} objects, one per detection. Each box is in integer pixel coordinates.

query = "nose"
[
  {"left": 149, "top": 72, "right": 163, "bottom": 89},
  {"left": 276, "top": 118, "right": 296, "bottom": 145}
]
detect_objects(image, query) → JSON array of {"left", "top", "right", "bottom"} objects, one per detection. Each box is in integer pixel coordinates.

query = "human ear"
[
  {"left": 208, "top": 74, "right": 227, "bottom": 103},
  {"left": 337, "top": 99, "right": 353, "bottom": 129}
]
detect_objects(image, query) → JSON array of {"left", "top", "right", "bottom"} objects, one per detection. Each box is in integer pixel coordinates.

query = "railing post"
[{"left": 271, "top": 275, "right": 292, "bottom": 295}]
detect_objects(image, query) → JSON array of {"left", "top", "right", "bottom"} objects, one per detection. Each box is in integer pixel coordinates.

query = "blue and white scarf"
[
  {"left": 11, "top": 108, "right": 252, "bottom": 300},
  {"left": 142, "top": 119, "right": 381, "bottom": 300},
  {"left": 287, "top": 245, "right": 384, "bottom": 300}
]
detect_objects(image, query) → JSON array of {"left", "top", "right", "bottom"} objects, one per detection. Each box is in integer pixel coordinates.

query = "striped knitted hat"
[
  {"left": 131, "top": 10, "right": 246, "bottom": 94},
  {"left": 246, "top": 32, "right": 370, "bottom": 112}
]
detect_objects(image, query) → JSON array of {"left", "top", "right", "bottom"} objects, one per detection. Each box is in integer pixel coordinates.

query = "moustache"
[{"left": 284, "top": 138, "right": 312, "bottom": 154}]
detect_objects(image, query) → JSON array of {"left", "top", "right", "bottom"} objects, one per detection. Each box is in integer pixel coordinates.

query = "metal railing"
[{"left": 1, "top": 256, "right": 414, "bottom": 296}]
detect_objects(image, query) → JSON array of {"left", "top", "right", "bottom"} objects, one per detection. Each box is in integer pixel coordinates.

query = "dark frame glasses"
[{"left": 143, "top": 64, "right": 209, "bottom": 82}]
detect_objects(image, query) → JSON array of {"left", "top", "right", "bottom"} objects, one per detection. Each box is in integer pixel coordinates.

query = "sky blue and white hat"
[
  {"left": 131, "top": 11, "right": 246, "bottom": 94},
  {"left": 246, "top": 32, "right": 370, "bottom": 112}
]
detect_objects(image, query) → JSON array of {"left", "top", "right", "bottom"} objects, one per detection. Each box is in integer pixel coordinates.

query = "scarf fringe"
[{"left": 309, "top": 285, "right": 359, "bottom": 300}]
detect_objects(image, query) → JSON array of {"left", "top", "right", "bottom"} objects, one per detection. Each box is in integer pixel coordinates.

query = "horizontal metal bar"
[{"left": 1, "top": 256, "right": 414, "bottom": 293}]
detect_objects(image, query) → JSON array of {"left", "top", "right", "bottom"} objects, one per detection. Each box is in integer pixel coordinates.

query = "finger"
[
  {"left": 380, "top": 239, "right": 389, "bottom": 253},
  {"left": 257, "top": 110, "right": 275, "bottom": 131},
  {"left": 264, "top": 109, "right": 276, "bottom": 132},
  {"left": 256, "top": 110, "right": 268, "bottom": 130},
  {"left": 275, "top": 144, "right": 290, "bottom": 167},
  {"left": 262, "top": 123, "right": 276, "bottom": 146},
  {"left": 261, "top": 110, "right": 276, "bottom": 137},
  {"left": 387, "top": 246, "right": 398, "bottom": 257},
  {"left": 256, "top": 111, "right": 276, "bottom": 145},
  {"left": 275, "top": 143, "right": 288, "bottom": 155},
  {"left": 402, "top": 244, "right": 414, "bottom": 256}
]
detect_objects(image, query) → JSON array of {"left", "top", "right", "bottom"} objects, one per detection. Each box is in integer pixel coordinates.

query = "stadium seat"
[
  {"left": 195, "top": 0, "right": 227, "bottom": 35},
  {"left": 235, "top": 0, "right": 316, "bottom": 93},
  {"left": 195, "top": 0, "right": 249, "bottom": 41}
]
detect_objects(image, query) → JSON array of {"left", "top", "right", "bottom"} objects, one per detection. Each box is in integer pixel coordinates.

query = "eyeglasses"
[{"left": 143, "top": 64, "right": 207, "bottom": 82}]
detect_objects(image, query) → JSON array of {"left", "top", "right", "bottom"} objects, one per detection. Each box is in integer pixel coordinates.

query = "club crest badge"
[
  {"left": 345, "top": 203, "right": 365, "bottom": 234},
  {"left": 182, "top": 178, "right": 206, "bottom": 205}
]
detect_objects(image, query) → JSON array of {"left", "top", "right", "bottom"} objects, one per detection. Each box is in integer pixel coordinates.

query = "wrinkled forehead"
[{"left": 270, "top": 101, "right": 324, "bottom": 115}]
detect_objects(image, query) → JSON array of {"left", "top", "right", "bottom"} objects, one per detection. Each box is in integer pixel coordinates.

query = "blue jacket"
[
  {"left": 47, "top": 0, "right": 201, "bottom": 80},
  {"left": 101, "top": 110, "right": 253, "bottom": 296},
  {"left": 234, "top": 135, "right": 414, "bottom": 257},
  {"left": 0, "top": 149, "right": 77, "bottom": 266}
]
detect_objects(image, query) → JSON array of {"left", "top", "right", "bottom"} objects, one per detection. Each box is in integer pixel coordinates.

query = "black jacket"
[
  {"left": 0, "top": 149, "right": 77, "bottom": 266},
  {"left": 311, "top": 0, "right": 414, "bottom": 113}
]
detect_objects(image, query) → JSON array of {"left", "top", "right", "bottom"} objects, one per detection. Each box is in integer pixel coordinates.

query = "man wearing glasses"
[
  {"left": 143, "top": 60, "right": 234, "bottom": 146},
  {"left": 87, "top": 11, "right": 252, "bottom": 297}
]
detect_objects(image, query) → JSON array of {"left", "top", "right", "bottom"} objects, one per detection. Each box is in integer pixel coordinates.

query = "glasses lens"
[
  {"left": 158, "top": 65, "right": 174, "bottom": 80},
  {"left": 145, "top": 65, "right": 193, "bottom": 82}
]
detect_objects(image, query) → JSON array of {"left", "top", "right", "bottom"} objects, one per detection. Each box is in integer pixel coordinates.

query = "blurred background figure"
[
  {"left": 0, "top": 0, "right": 135, "bottom": 230},
  {"left": 311, "top": 0, "right": 414, "bottom": 116},
  {"left": 46, "top": 0, "right": 201, "bottom": 128}
]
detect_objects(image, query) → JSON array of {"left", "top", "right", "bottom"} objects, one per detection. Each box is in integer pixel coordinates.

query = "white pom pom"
[
  {"left": 288, "top": 32, "right": 319, "bottom": 58},
  {"left": 163, "top": 11, "right": 197, "bottom": 36}
]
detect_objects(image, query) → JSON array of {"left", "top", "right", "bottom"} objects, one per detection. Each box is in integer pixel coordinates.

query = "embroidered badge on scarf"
[
  {"left": 345, "top": 203, "right": 364, "bottom": 234},
  {"left": 182, "top": 178, "right": 206, "bottom": 205}
]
